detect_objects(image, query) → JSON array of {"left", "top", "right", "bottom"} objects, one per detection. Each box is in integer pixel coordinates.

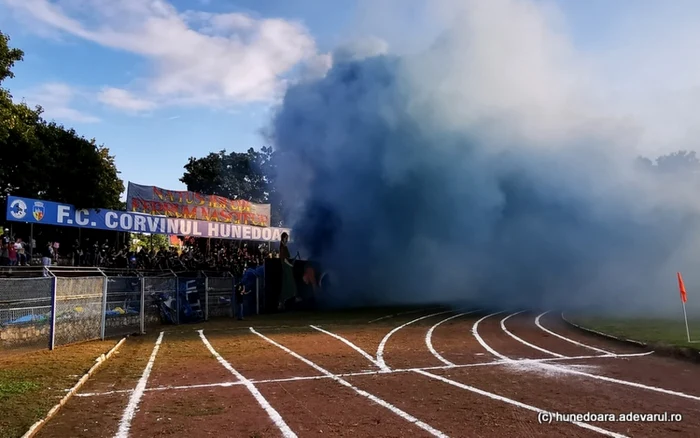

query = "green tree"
[
  {"left": 129, "top": 233, "right": 169, "bottom": 251},
  {"left": 636, "top": 150, "right": 700, "bottom": 175},
  {"left": 33, "top": 121, "right": 124, "bottom": 209},
  {"left": 0, "top": 29, "right": 123, "bottom": 210},
  {"left": 181, "top": 146, "right": 285, "bottom": 225}
]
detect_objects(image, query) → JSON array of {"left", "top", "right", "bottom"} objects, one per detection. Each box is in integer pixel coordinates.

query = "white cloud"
[
  {"left": 97, "top": 87, "right": 156, "bottom": 112},
  {"left": 2, "top": 0, "right": 327, "bottom": 110},
  {"left": 15, "top": 82, "right": 100, "bottom": 123},
  {"left": 351, "top": 0, "right": 700, "bottom": 159}
]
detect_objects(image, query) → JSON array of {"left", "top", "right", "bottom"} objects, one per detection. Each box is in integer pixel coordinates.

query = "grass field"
[
  {"left": 571, "top": 316, "right": 700, "bottom": 349},
  {"left": 0, "top": 339, "right": 119, "bottom": 438}
]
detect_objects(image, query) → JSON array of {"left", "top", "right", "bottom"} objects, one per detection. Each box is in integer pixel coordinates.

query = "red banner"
[{"left": 126, "top": 182, "right": 271, "bottom": 227}]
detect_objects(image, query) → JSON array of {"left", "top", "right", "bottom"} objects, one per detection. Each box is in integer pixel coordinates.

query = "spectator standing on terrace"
[
  {"left": 238, "top": 262, "right": 264, "bottom": 319},
  {"left": 7, "top": 239, "right": 17, "bottom": 266},
  {"left": 15, "top": 238, "right": 26, "bottom": 266},
  {"left": 41, "top": 242, "right": 53, "bottom": 276},
  {"left": 278, "top": 232, "right": 298, "bottom": 310},
  {"left": 71, "top": 239, "right": 82, "bottom": 266},
  {"left": 0, "top": 239, "right": 8, "bottom": 266}
]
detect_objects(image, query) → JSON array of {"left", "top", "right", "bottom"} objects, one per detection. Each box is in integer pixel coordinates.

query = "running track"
[{"left": 35, "top": 310, "right": 700, "bottom": 437}]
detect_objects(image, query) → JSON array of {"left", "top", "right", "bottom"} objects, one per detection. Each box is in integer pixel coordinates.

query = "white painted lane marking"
[
  {"left": 501, "top": 311, "right": 567, "bottom": 358},
  {"left": 472, "top": 311, "right": 506, "bottom": 357},
  {"left": 115, "top": 331, "right": 164, "bottom": 438},
  {"left": 535, "top": 311, "right": 613, "bottom": 355},
  {"left": 475, "top": 313, "right": 700, "bottom": 402},
  {"left": 314, "top": 324, "right": 627, "bottom": 438},
  {"left": 377, "top": 310, "right": 454, "bottom": 371},
  {"left": 367, "top": 307, "right": 441, "bottom": 324},
  {"left": 425, "top": 311, "right": 479, "bottom": 367},
  {"left": 251, "top": 327, "right": 449, "bottom": 438},
  {"left": 414, "top": 370, "right": 628, "bottom": 438},
  {"left": 198, "top": 330, "right": 297, "bottom": 438},
  {"left": 76, "top": 351, "right": 656, "bottom": 398},
  {"left": 310, "top": 325, "right": 382, "bottom": 368}
]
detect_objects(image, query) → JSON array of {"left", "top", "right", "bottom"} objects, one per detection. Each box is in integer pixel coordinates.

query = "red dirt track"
[{"left": 34, "top": 309, "right": 700, "bottom": 437}]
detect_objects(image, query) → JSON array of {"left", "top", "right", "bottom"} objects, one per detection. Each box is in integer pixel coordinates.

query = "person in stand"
[
  {"left": 41, "top": 242, "right": 54, "bottom": 276},
  {"left": 7, "top": 239, "right": 17, "bottom": 266},
  {"left": 234, "top": 283, "right": 250, "bottom": 320},
  {"left": 277, "top": 232, "right": 298, "bottom": 310},
  {"left": 15, "top": 238, "right": 26, "bottom": 266},
  {"left": 237, "top": 263, "right": 263, "bottom": 320},
  {"left": 0, "top": 240, "right": 9, "bottom": 266}
]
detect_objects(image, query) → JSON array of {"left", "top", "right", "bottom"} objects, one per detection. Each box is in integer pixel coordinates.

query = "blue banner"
[{"left": 5, "top": 196, "right": 291, "bottom": 242}]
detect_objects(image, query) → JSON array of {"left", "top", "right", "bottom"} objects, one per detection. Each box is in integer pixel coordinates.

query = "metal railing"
[{"left": 0, "top": 267, "right": 252, "bottom": 352}]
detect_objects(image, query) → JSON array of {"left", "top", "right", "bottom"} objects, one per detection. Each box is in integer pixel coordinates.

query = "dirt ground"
[{"left": 7, "top": 308, "right": 700, "bottom": 438}]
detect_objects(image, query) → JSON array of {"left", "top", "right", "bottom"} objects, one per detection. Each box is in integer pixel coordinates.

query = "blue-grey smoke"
[{"left": 269, "top": 24, "right": 700, "bottom": 316}]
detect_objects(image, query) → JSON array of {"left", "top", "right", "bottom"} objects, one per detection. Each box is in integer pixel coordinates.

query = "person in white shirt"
[{"left": 14, "top": 238, "right": 25, "bottom": 266}]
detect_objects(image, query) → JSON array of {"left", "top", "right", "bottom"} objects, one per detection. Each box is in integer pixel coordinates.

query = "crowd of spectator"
[
  {"left": 72, "top": 239, "right": 278, "bottom": 277},
  {"left": 0, "top": 228, "right": 29, "bottom": 266},
  {"left": 0, "top": 226, "right": 286, "bottom": 279}
]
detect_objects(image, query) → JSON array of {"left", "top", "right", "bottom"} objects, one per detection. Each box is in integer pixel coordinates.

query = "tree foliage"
[
  {"left": 130, "top": 232, "right": 169, "bottom": 252},
  {"left": 181, "top": 146, "right": 285, "bottom": 225},
  {"left": 636, "top": 150, "right": 700, "bottom": 175},
  {"left": 0, "top": 30, "right": 123, "bottom": 210}
]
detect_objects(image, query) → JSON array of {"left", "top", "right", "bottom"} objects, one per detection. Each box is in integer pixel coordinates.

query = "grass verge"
[
  {"left": 0, "top": 339, "right": 118, "bottom": 438},
  {"left": 570, "top": 317, "right": 700, "bottom": 348}
]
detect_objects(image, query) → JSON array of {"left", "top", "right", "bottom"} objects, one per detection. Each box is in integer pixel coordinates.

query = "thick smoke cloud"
[{"left": 269, "top": 0, "right": 700, "bottom": 316}]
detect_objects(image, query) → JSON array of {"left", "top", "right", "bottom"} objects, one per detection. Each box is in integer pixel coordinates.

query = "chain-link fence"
[
  {"left": 53, "top": 277, "right": 105, "bottom": 347},
  {"left": 104, "top": 277, "right": 142, "bottom": 338},
  {"left": 0, "top": 272, "right": 239, "bottom": 352},
  {"left": 206, "top": 277, "right": 235, "bottom": 318},
  {"left": 0, "top": 278, "right": 53, "bottom": 351},
  {"left": 143, "top": 276, "right": 178, "bottom": 325}
]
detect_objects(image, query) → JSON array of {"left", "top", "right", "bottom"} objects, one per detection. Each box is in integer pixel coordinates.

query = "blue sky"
[{"left": 0, "top": 0, "right": 698, "bottom": 199}]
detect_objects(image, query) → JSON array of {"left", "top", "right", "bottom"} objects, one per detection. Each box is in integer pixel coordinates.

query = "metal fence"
[{"left": 0, "top": 267, "right": 248, "bottom": 352}]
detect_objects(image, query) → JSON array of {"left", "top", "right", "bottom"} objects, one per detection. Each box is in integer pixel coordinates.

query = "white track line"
[
  {"left": 310, "top": 325, "right": 382, "bottom": 368},
  {"left": 198, "top": 330, "right": 297, "bottom": 438},
  {"left": 475, "top": 313, "right": 700, "bottom": 402},
  {"left": 315, "top": 323, "right": 627, "bottom": 438},
  {"left": 250, "top": 327, "right": 449, "bottom": 438},
  {"left": 377, "top": 310, "right": 454, "bottom": 371},
  {"left": 367, "top": 307, "right": 440, "bottom": 324},
  {"left": 472, "top": 311, "right": 506, "bottom": 357},
  {"left": 501, "top": 311, "right": 566, "bottom": 358},
  {"left": 115, "top": 331, "right": 164, "bottom": 438},
  {"left": 425, "top": 311, "right": 479, "bottom": 367},
  {"left": 76, "top": 351, "right": 655, "bottom": 398},
  {"left": 535, "top": 311, "right": 613, "bottom": 355},
  {"left": 414, "top": 370, "right": 628, "bottom": 438}
]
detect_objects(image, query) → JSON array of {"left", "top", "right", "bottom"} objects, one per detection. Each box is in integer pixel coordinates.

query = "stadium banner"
[
  {"left": 126, "top": 182, "right": 271, "bottom": 227},
  {"left": 5, "top": 196, "right": 290, "bottom": 242}
]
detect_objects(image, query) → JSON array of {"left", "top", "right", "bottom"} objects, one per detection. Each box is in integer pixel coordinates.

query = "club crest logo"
[
  {"left": 32, "top": 202, "right": 45, "bottom": 221},
  {"left": 9, "top": 199, "right": 27, "bottom": 220}
]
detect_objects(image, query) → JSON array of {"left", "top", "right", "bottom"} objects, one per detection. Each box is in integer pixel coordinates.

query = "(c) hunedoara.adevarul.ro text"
[{"left": 538, "top": 412, "right": 683, "bottom": 424}]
